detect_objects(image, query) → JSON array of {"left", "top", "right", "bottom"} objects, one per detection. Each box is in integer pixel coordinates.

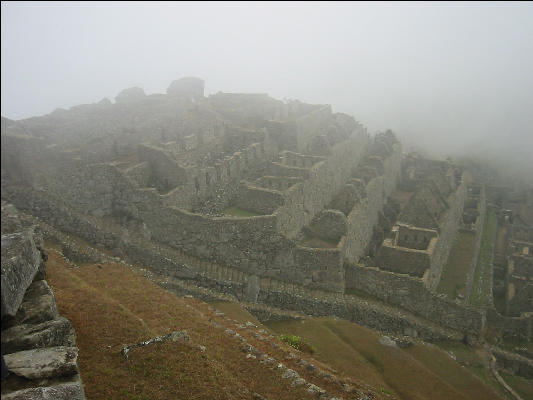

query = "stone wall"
[
  {"left": 153, "top": 253, "right": 462, "bottom": 341},
  {"left": 345, "top": 263, "right": 486, "bottom": 338},
  {"left": 340, "top": 142, "right": 402, "bottom": 263},
  {"left": 233, "top": 184, "right": 285, "bottom": 215},
  {"left": 1, "top": 203, "right": 85, "bottom": 399},
  {"left": 294, "top": 106, "right": 333, "bottom": 153},
  {"left": 275, "top": 135, "right": 369, "bottom": 239},
  {"left": 376, "top": 239, "right": 435, "bottom": 277},
  {"left": 396, "top": 224, "right": 438, "bottom": 250},
  {"left": 425, "top": 176, "right": 467, "bottom": 291},
  {"left": 486, "top": 308, "right": 532, "bottom": 342},
  {"left": 138, "top": 144, "right": 187, "bottom": 191}
]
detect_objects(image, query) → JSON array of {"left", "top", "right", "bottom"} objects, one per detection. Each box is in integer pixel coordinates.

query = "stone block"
[
  {"left": 5, "top": 280, "right": 59, "bottom": 327},
  {"left": 2, "top": 381, "right": 85, "bottom": 400},
  {"left": 1, "top": 230, "right": 43, "bottom": 319},
  {"left": 4, "top": 346, "right": 79, "bottom": 379},
  {"left": 2, "top": 317, "right": 75, "bottom": 354}
]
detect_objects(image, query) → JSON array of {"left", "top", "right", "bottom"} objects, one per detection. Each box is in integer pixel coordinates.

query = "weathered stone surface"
[
  {"left": 2, "top": 381, "right": 85, "bottom": 400},
  {"left": 1, "top": 230, "right": 43, "bottom": 319},
  {"left": 121, "top": 330, "right": 189, "bottom": 359},
  {"left": 6, "top": 280, "right": 59, "bottom": 327},
  {"left": 378, "top": 335, "right": 397, "bottom": 347},
  {"left": 281, "top": 368, "right": 300, "bottom": 379},
  {"left": 244, "top": 275, "right": 260, "bottom": 303},
  {"left": 309, "top": 209, "right": 348, "bottom": 242},
  {"left": 1, "top": 317, "right": 75, "bottom": 354},
  {"left": 4, "top": 346, "right": 79, "bottom": 379},
  {"left": 1, "top": 203, "right": 26, "bottom": 234}
]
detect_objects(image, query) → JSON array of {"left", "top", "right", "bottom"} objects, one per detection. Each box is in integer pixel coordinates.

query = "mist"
[{"left": 2, "top": 1, "right": 533, "bottom": 176}]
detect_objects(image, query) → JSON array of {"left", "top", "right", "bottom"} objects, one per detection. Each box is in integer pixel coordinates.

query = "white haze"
[{"left": 2, "top": 1, "right": 533, "bottom": 176}]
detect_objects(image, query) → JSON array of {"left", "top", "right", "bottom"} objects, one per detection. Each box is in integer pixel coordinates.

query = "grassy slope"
[
  {"left": 266, "top": 318, "right": 506, "bottom": 400},
  {"left": 437, "top": 231, "right": 476, "bottom": 300},
  {"left": 470, "top": 209, "right": 498, "bottom": 307},
  {"left": 45, "top": 250, "right": 383, "bottom": 400}
]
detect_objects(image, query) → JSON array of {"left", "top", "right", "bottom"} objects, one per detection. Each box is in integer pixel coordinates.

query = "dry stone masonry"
[
  {"left": 1, "top": 203, "right": 85, "bottom": 399},
  {"left": 1, "top": 78, "right": 531, "bottom": 372}
]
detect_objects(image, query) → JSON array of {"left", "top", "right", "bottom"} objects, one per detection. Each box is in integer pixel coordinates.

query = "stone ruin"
[
  {"left": 1, "top": 77, "right": 531, "bottom": 370},
  {"left": 1, "top": 202, "right": 85, "bottom": 399}
]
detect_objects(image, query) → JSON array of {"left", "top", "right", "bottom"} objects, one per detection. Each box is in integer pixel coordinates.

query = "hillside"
[
  {"left": 44, "top": 245, "right": 386, "bottom": 400},
  {"left": 43, "top": 241, "right": 512, "bottom": 400}
]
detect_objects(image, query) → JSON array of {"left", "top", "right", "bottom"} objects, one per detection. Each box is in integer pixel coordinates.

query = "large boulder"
[
  {"left": 5, "top": 280, "right": 59, "bottom": 327},
  {"left": 2, "top": 382, "right": 85, "bottom": 400},
  {"left": 1, "top": 230, "right": 44, "bottom": 319}
]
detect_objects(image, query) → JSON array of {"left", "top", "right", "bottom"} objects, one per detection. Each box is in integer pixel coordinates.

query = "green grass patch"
[
  {"left": 223, "top": 206, "right": 261, "bottom": 217},
  {"left": 279, "top": 334, "right": 316, "bottom": 354},
  {"left": 470, "top": 209, "right": 498, "bottom": 307},
  {"left": 438, "top": 231, "right": 476, "bottom": 300}
]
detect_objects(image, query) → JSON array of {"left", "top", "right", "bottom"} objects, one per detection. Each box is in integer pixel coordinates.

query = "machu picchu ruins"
[{"left": 2, "top": 76, "right": 532, "bottom": 399}]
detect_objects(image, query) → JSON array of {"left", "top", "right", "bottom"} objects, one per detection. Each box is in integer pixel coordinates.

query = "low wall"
[
  {"left": 157, "top": 256, "right": 463, "bottom": 341},
  {"left": 345, "top": 263, "right": 486, "bottom": 337},
  {"left": 377, "top": 240, "right": 434, "bottom": 277}
]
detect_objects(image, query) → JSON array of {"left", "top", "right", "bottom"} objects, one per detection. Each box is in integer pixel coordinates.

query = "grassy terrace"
[
  {"left": 266, "top": 318, "right": 506, "bottom": 400},
  {"left": 437, "top": 231, "right": 477, "bottom": 300},
  {"left": 470, "top": 209, "right": 498, "bottom": 307}
]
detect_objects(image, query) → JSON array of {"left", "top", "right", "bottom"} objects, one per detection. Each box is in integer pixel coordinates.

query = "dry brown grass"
[{"left": 45, "top": 250, "right": 384, "bottom": 400}]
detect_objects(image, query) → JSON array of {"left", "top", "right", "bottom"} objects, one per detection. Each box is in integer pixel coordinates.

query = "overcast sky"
[{"left": 2, "top": 1, "right": 533, "bottom": 169}]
